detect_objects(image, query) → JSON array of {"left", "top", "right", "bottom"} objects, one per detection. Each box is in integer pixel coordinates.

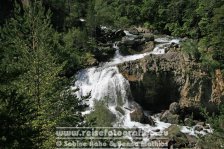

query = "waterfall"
[
  {"left": 113, "top": 42, "right": 122, "bottom": 59},
  {"left": 74, "top": 66, "right": 132, "bottom": 119},
  {"left": 72, "top": 34, "right": 212, "bottom": 139}
]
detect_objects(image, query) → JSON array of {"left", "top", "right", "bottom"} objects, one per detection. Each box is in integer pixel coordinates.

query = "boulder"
[
  {"left": 194, "top": 125, "right": 203, "bottom": 131},
  {"left": 98, "top": 42, "right": 113, "bottom": 47},
  {"left": 112, "top": 29, "right": 126, "bottom": 39},
  {"left": 128, "top": 27, "right": 139, "bottom": 35},
  {"left": 116, "top": 29, "right": 126, "bottom": 37},
  {"left": 143, "top": 34, "right": 155, "bottom": 42},
  {"left": 145, "top": 116, "right": 155, "bottom": 126},
  {"left": 142, "top": 41, "right": 154, "bottom": 52},
  {"left": 169, "top": 102, "right": 180, "bottom": 114},
  {"left": 96, "top": 27, "right": 126, "bottom": 43},
  {"left": 170, "top": 42, "right": 179, "bottom": 48},
  {"left": 130, "top": 102, "right": 155, "bottom": 125},
  {"left": 121, "top": 37, "right": 136, "bottom": 46},
  {"left": 130, "top": 103, "right": 145, "bottom": 123},
  {"left": 161, "top": 110, "right": 179, "bottom": 124},
  {"left": 134, "top": 38, "right": 146, "bottom": 46},
  {"left": 121, "top": 37, "right": 145, "bottom": 47},
  {"left": 136, "top": 27, "right": 152, "bottom": 33},
  {"left": 134, "top": 35, "right": 144, "bottom": 39},
  {"left": 196, "top": 121, "right": 206, "bottom": 126},
  {"left": 204, "top": 125, "right": 210, "bottom": 129},
  {"left": 153, "top": 129, "right": 160, "bottom": 132}
]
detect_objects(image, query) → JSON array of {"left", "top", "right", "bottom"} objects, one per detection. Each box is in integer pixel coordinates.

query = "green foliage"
[
  {"left": 198, "top": 133, "right": 224, "bottom": 149},
  {"left": 207, "top": 105, "right": 224, "bottom": 132},
  {"left": 114, "top": 16, "right": 130, "bottom": 28},
  {"left": 198, "top": 105, "right": 224, "bottom": 149},
  {"left": 201, "top": 52, "right": 220, "bottom": 72},
  {"left": 86, "top": 100, "right": 116, "bottom": 127},
  {"left": 0, "top": 2, "right": 85, "bottom": 148},
  {"left": 181, "top": 39, "right": 200, "bottom": 61},
  {"left": 56, "top": 28, "right": 84, "bottom": 72},
  {"left": 81, "top": 52, "right": 97, "bottom": 66},
  {"left": 143, "top": 22, "right": 154, "bottom": 30},
  {"left": 165, "top": 23, "right": 184, "bottom": 36}
]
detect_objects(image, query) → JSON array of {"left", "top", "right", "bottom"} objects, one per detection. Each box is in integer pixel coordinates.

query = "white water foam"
[
  {"left": 104, "top": 37, "right": 176, "bottom": 67},
  {"left": 124, "top": 30, "right": 137, "bottom": 37},
  {"left": 72, "top": 34, "right": 212, "bottom": 139},
  {"left": 73, "top": 66, "right": 131, "bottom": 116}
]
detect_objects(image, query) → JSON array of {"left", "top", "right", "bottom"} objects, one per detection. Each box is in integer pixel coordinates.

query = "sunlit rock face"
[{"left": 118, "top": 51, "right": 223, "bottom": 113}]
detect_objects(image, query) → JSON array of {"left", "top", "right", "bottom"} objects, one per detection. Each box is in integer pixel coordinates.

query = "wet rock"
[
  {"left": 203, "top": 129, "right": 209, "bottom": 133},
  {"left": 196, "top": 122, "right": 205, "bottom": 126},
  {"left": 98, "top": 42, "right": 113, "bottom": 47},
  {"left": 160, "top": 110, "right": 170, "bottom": 121},
  {"left": 204, "top": 125, "right": 210, "bottom": 129},
  {"left": 121, "top": 37, "right": 135, "bottom": 46},
  {"left": 169, "top": 102, "right": 180, "bottom": 114},
  {"left": 130, "top": 102, "right": 155, "bottom": 125},
  {"left": 194, "top": 125, "right": 203, "bottom": 131},
  {"left": 142, "top": 41, "right": 154, "bottom": 52},
  {"left": 145, "top": 116, "right": 155, "bottom": 126},
  {"left": 153, "top": 129, "right": 160, "bottom": 132},
  {"left": 134, "top": 35, "right": 144, "bottom": 39},
  {"left": 118, "top": 36, "right": 146, "bottom": 55},
  {"left": 114, "top": 29, "right": 126, "bottom": 38},
  {"left": 130, "top": 103, "right": 145, "bottom": 123},
  {"left": 136, "top": 27, "right": 152, "bottom": 33},
  {"left": 170, "top": 42, "right": 179, "bottom": 48},
  {"left": 121, "top": 37, "right": 145, "bottom": 47},
  {"left": 128, "top": 27, "right": 139, "bottom": 35},
  {"left": 95, "top": 27, "right": 126, "bottom": 43},
  {"left": 143, "top": 34, "right": 155, "bottom": 42},
  {"left": 134, "top": 38, "right": 146, "bottom": 45},
  {"left": 161, "top": 110, "right": 179, "bottom": 124}
]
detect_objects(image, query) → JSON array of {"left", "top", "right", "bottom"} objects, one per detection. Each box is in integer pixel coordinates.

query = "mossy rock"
[
  {"left": 86, "top": 101, "right": 116, "bottom": 127},
  {"left": 130, "top": 105, "right": 145, "bottom": 123},
  {"left": 161, "top": 110, "right": 179, "bottom": 124},
  {"left": 143, "top": 34, "right": 155, "bottom": 42},
  {"left": 115, "top": 106, "right": 125, "bottom": 115},
  {"left": 166, "top": 125, "right": 189, "bottom": 148}
]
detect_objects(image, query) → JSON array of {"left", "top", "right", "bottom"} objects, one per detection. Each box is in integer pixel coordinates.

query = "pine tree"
[{"left": 0, "top": 1, "right": 85, "bottom": 148}]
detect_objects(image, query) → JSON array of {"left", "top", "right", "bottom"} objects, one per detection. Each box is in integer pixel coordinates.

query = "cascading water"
[
  {"left": 72, "top": 32, "right": 212, "bottom": 141},
  {"left": 74, "top": 66, "right": 131, "bottom": 122}
]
